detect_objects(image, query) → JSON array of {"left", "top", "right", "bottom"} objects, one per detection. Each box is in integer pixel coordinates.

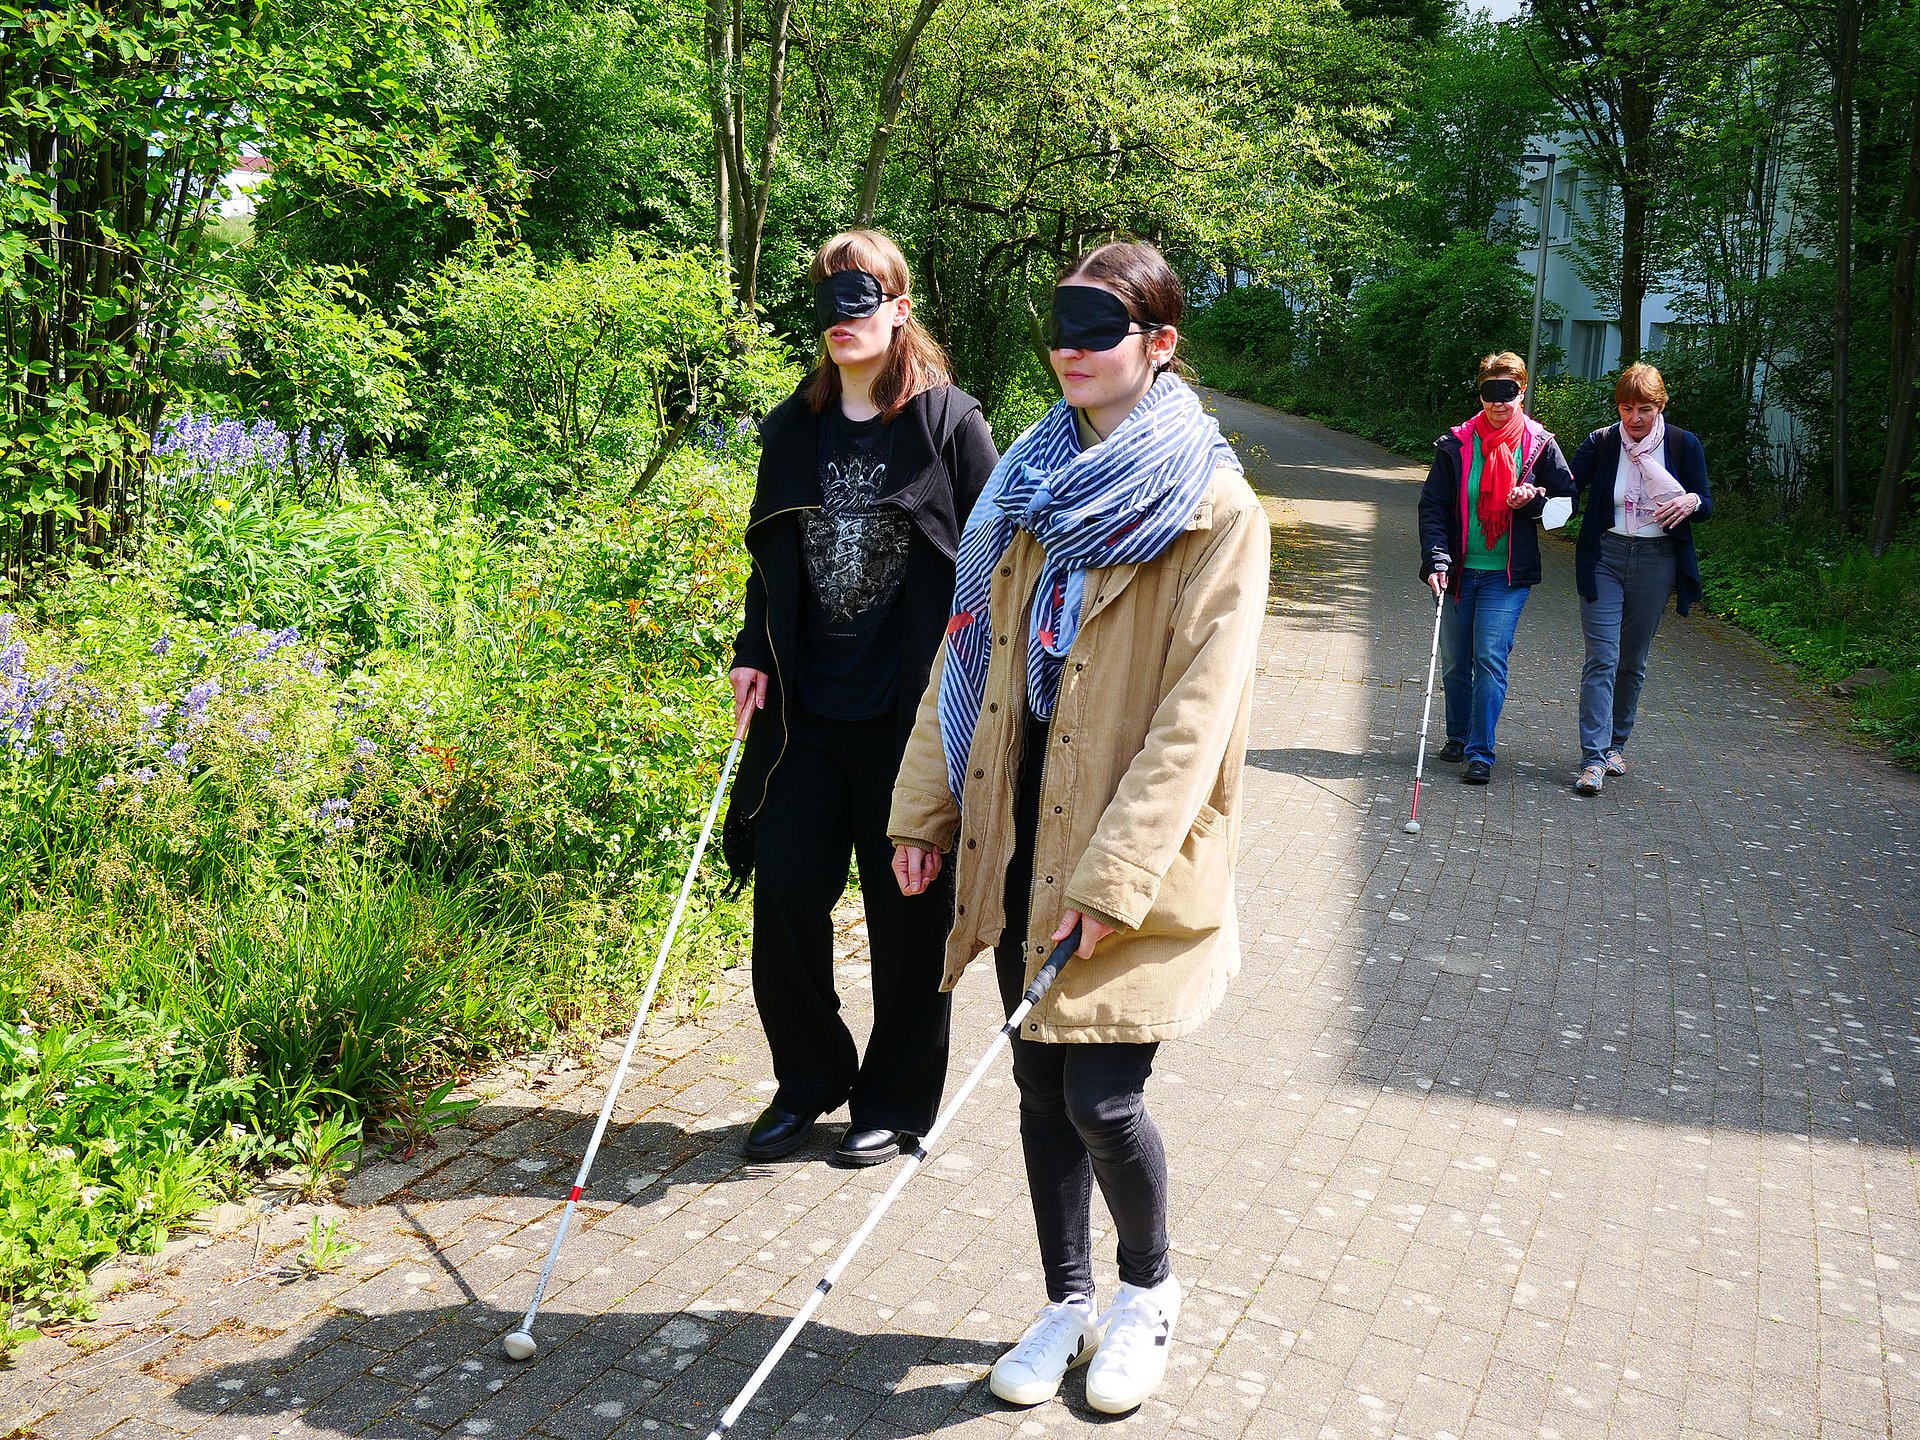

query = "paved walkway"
[{"left": 7, "top": 394, "right": 1920, "bottom": 1440}]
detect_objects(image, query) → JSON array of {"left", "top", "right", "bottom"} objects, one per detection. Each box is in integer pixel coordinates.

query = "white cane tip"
[
  {"left": 1403, "top": 820, "right": 1421, "bottom": 834},
  {"left": 502, "top": 1331, "right": 537, "bottom": 1361}
]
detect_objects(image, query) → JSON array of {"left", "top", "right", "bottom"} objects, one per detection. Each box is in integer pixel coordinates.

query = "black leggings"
[{"left": 995, "top": 712, "right": 1171, "bottom": 1302}]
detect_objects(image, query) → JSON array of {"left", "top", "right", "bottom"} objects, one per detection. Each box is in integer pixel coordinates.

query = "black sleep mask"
[
  {"left": 1047, "top": 284, "right": 1151, "bottom": 351},
  {"left": 1478, "top": 377, "right": 1523, "bottom": 403},
  {"left": 813, "top": 269, "right": 894, "bottom": 330}
]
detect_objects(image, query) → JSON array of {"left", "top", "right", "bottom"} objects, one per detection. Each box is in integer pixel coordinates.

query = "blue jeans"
[
  {"left": 1579, "top": 532, "right": 1677, "bottom": 768},
  {"left": 1441, "top": 568, "right": 1530, "bottom": 767}
]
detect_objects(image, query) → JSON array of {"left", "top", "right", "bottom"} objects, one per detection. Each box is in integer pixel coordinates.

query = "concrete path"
[{"left": 7, "top": 393, "right": 1920, "bottom": 1440}]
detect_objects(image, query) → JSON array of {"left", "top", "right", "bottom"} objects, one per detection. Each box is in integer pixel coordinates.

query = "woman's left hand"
[
  {"left": 1507, "top": 482, "right": 1543, "bottom": 509},
  {"left": 1655, "top": 492, "right": 1700, "bottom": 528},
  {"left": 1054, "top": 909, "right": 1115, "bottom": 959}
]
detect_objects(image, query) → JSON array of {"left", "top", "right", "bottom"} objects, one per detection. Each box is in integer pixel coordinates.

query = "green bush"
[
  {"left": 1695, "top": 504, "right": 1920, "bottom": 765},
  {"left": 416, "top": 239, "right": 792, "bottom": 508},
  {"left": 1, "top": 1002, "right": 260, "bottom": 1345},
  {"left": 1350, "top": 235, "right": 1535, "bottom": 414}
]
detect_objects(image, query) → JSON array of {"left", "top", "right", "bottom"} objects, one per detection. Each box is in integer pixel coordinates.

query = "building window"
[
  {"left": 1553, "top": 170, "right": 1580, "bottom": 242},
  {"left": 1571, "top": 320, "right": 1611, "bottom": 379},
  {"left": 1541, "top": 318, "right": 1565, "bottom": 377}
]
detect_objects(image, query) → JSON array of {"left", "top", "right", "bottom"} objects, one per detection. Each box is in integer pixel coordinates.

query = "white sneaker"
[
  {"left": 988, "top": 1295, "right": 1100, "bottom": 1405},
  {"left": 1084, "top": 1273, "right": 1182, "bottom": 1414}
]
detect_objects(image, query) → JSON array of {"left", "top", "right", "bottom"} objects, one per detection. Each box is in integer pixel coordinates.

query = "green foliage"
[
  {"left": 0, "top": 1004, "right": 259, "bottom": 1341},
  {"left": 1351, "top": 235, "right": 1535, "bottom": 414},
  {"left": 291, "top": 1216, "right": 362, "bottom": 1274},
  {"left": 1695, "top": 507, "right": 1920, "bottom": 765},
  {"left": 417, "top": 241, "right": 792, "bottom": 506},
  {"left": 210, "top": 263, "right": 420, "bottom": 477},
  {"left": 0, "top": 0, "right": 498, "bottom": 575}
]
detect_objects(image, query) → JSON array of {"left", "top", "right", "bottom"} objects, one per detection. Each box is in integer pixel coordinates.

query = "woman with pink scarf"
[{"left": 1566, "top": 362, "right": 1714, "bottom": 795}]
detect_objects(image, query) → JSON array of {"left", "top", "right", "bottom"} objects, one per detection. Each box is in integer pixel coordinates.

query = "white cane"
[
  {"left": 501, "top": 712, "right": 751, "bottom": 1361},
  {"left": 700, "top": 925, "right": 1084, "bottom": 1437}
]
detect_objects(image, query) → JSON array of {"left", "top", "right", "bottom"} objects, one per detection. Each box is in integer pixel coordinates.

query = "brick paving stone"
[{"left": 13, "top": 392, "right": 1919, "bottom": 1440}]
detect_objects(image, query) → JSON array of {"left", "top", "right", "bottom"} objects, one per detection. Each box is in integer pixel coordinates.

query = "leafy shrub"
[
  {"left": 1188, "top": 286, "right": 1297, "bottom": 368},
  {"left": 1350, "top": 235, "right": 1535, "bottom": 414},
  {"left": 1695, "top": 503, "right": 1920, "bottom": 765},
  {"left": 1, "top": 1002, "right": 259, "bottom": 1344},
  {"left": 416, "top": 239, "right": 793, "bottom": 508}
]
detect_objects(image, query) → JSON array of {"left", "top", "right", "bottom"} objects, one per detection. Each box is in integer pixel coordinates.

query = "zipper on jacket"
[{"left": 741, "top": 503, "right": 817, "bottom": 819}]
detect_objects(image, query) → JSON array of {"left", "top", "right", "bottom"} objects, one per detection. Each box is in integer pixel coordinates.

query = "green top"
[{"left": 1464, "top": 431, "right": 1517, "bottom": 571}]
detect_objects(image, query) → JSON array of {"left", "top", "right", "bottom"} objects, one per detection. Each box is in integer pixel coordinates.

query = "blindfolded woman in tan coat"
[{"left": 890, "top": 242, "right": 1270, "bottom": 1415}]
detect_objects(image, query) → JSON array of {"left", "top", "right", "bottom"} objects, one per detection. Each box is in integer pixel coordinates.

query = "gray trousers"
[{"left": 1579, "top": 531, "right": 1677, "bottom": 769}]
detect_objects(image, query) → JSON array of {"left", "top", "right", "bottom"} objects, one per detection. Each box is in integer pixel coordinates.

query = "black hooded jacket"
[{"left": 721, "top": 381, "right": 998, "bottom": 882}]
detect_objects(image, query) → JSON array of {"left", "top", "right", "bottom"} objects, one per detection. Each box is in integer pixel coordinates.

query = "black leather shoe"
[
  {"left": 1463, "top": 760, "right": 1492, "bottom": 784},
  {"left": 832, "top": 1128, "right": 915, "bottom": 1168},
  {"left": 742, "top": 1105, "right": 817, "bottom": 1160},
  {"left": 1436, "top": 739, "right": 1467, "bottom": 764}
]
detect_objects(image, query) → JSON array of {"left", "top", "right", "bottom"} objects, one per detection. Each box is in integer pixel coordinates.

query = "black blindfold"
[
  {"left": 1478, "top": 378, "right": 1523, "bottom": 403},
  {"left": 813, "top": 269, "right": 893, "bottom": 331},
  {"left": 1047, "top": 284, "right": 1150, "bottom": 352}
]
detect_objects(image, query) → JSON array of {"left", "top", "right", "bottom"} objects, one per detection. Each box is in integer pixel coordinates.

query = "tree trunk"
[
  {"left": 737, "top": 0, "right": 793, "bottom": 313},
  {"left": 853, "top": 0, "right": 948, "bottom": 227},
  {"left": 1618, "top": 182, "right": 1647, "bottom": 366},
  {"left": 1871, "top": 74, "right": 1920, "bottom": 556},
  {"left": 1830, "top": 0, "right": 1861, "bottom": 528}
]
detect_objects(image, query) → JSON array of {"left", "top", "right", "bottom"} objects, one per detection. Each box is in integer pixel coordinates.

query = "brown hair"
[
  {"left": 1477, "top": 351, "right": 1529, "bottom": 385},
  {"left": 1614, "top": 362, "right": 1669, "bottom": 408},
  {"left": 802, "top": 229, "right": 951, "bottom": 423},
  {"left": 1058, "top": 241, "right": 1184, "bottom": 374}
]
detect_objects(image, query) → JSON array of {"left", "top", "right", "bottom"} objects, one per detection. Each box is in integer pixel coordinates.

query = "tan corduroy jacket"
[{"left": 888, "top": 465, "right": 1271, "bottom": 1044}]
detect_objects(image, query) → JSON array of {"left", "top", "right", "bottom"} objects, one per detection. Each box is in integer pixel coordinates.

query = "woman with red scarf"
[{"left": 1416, "top": 352, "right": 1575, "bottom": 784}]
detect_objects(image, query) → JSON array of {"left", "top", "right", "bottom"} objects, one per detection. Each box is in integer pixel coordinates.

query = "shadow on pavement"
[{"left": 162, "top": 1301, "right": 1032, "bottom": 1439}]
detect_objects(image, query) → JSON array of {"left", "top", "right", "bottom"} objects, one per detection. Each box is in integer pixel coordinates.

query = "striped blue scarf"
[{"left": 936, "top": 374, "right": 1240, "bottom": 800}]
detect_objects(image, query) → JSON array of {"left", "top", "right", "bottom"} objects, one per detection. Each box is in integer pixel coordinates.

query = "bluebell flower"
[
  {"left": 140, "top": 703, "right": 170, "bottom": 732},
  {"left": 164, "top": 741, "right": 189, "bottom": 765},
  {"left": 354, "top": 737, "right": 377, "bottom": 757},
  {"left": 132, "top": 767, "right": 155, "bottom": 784},
  {"left": 181, "top": 677, "right": 221, "bottom": 718}
]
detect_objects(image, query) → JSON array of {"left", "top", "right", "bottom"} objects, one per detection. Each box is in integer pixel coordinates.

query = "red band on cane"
[{"left": 568, "top": 1185, "right": 584, "bottom": 1201}]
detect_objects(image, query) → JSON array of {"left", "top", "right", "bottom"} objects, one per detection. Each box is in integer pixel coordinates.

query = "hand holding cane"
[
  {"left": 1406, "top": 560, "right": 1447, "bottom": 836},
  {"left": 701, "top": 924, "right": 1085, "bottom": 1438}
]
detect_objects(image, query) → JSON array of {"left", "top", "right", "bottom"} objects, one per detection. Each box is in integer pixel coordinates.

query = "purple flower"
[
  {"left": 164, "top": 741, "right": 189, "bottom": 765},
  {"left": 354, "top": 737, "right": 377, "bottom": 757},
  {"left": 48, "top": 730, "right": 65, "bottom": 755},
  {"left": 151, "top": 634, "right": 172, "bottom": 656},
  {"left": 97, "top": 774, "right": 116, "bottom": 792},
  {"left": 319, "top": 797, "right": 350, "bottom": 815},
  {"left": 229, "top": 623, "right": 259, "bottom": 641},
  {"left": 140, "top": 703, "right": 170, "bottom": 732},
  {"left": 181, "top": 677, "right": 221, "bottom": 719},
  {"left": 258, "top": 627, "right": 300, "bottom": 659},
  {"left": 131, "top": 767, "right": 155, "bottom": 784}
]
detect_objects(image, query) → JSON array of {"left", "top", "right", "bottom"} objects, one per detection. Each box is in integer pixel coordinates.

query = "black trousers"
[
  {"left": 994, "top": 712, "right": 1171, "bottom": 1302},
  {"left": 751, "top": 709, "right": 952, "bottom": 1134}
]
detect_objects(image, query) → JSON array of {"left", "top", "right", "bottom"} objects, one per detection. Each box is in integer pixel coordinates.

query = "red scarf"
[{"left": 1469, "top": 408, "right": 1527, "bottom": 547}]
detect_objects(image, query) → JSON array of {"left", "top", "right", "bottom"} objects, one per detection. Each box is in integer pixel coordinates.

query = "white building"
[{"left": 1502, "top": 149, "right": 1804, "bottom": 467}]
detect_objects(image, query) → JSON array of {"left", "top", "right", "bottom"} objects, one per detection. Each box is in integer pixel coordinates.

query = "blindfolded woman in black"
[{"left": 723, "top": 229, "right": 999, "bottom": 1166}]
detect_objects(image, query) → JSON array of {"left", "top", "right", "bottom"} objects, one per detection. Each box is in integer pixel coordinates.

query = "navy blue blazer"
[{"left": 1568, "top": 423, "right": 1713, "bottom": 616}]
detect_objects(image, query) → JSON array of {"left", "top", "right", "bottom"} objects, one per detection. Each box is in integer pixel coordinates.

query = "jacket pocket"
[{"left": 1134, "top": 802, "right": 1229, "bottom": 940}]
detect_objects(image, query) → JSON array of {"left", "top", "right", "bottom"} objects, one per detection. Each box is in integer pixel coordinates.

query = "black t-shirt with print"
[{"left": 795, "top": 407, "right": 910, "bottom": 720}]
